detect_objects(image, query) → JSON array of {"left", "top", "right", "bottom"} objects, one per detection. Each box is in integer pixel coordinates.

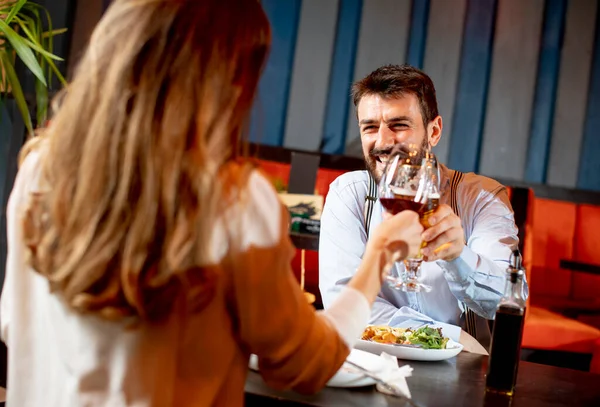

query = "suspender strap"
[
  {"left": 449, "top": 170, "right": 464, "bottom": 218},
  {"left": 364, "top": 172, "right": 378, "bottom": 239}
]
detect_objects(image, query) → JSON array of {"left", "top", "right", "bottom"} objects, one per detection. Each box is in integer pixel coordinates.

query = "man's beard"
[{"left": 364, "top": 137, "right": 430, "bottom": 184}]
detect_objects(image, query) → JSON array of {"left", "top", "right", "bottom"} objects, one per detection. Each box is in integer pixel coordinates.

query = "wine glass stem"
[{"left": 404, "top": 258, "right": 422, "bottom": 281}]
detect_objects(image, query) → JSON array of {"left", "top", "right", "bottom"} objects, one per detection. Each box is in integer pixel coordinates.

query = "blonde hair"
[{"left": 20, "top": 0, "right": 271, "bottom": 322}]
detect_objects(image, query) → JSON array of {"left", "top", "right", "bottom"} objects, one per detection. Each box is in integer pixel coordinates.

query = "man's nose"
[{"left": 375, "top": 126, "right": 396, "bottom": 149}]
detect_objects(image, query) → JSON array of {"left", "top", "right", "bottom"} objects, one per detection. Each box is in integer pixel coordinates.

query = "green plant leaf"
[
  {"left": 31, "top": 4, "right": 67, "bottom": 87},
  {"left": 24, "top": 5, "right": 50, "bottom": 83},
  {"left": 4, "top": 0, "right": 26, "bottom": 24},
  {"left": 0, "top": 0, "right": 68, "bottom": 130},
  {"left": 0, "top": 49, "right": 33, "bottom": 134},
  {"left": 1, "top": 56, "right": 8, "bottom": 93},
  {"left": 41, "top": 28, "right": 67, "bottom": 38},
  {"left": 23, "top": 38, "right": 63, "bottom": 61},
  {"left": 13, "top": 17, "right": 63, "bottom": 61},
  {"left": 35, "top": 76, "right": 48, "bottom": 125},
  {"left": 45, "top": 57, "right": 66, "bottom": 86},
  {"left": 39, "top": 5, "right": 54, "bottom": 83},
  {"left": 0, "top": 1, "right": 21, "bottom": 12},
  {"left": 0, "top": 18, "right": 46, "bottom": 85},
  {"left": 31, "top": 39, "right": 67, "bottom": 87}
]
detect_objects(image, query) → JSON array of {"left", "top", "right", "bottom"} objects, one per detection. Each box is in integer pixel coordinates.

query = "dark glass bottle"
[{"left": 485, "top": 250, "right": 526, "bottom": 396}]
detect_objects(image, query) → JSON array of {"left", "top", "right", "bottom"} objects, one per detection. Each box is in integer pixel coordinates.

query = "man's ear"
[{"left": 428, "top": 115, "right": 443, "bottom": 147}]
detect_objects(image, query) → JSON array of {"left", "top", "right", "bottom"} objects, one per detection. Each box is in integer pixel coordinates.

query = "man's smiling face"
[{"left": 358, "top": 93, "right": 439, "bottom": 183}]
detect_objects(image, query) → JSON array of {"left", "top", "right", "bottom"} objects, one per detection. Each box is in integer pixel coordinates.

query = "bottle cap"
[
  {"left": 508, "top": 249, "right": 524, "bottom": 279},
  {"left": 509, "top": 249, "right": 522, "bottom": 269}
]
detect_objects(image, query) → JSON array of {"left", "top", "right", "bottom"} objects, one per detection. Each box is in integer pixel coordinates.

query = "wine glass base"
[
  {"left": 398, "top": 281, "right": 432, "bottom": 293},
  {"left": 385, "top": 277, "right": 432, "bottom": 293}
]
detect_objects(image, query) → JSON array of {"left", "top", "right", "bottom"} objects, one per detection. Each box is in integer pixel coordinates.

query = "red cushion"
[
  {"left": 572, "top": 205, "right": 600, "bottom": 300},
  {"left": 255, "top": 160, "right": 290, "bottom": 190},
  {"left": 315, "top": 168, "right": 346, "bottom": 200},
  {"left": 523, "top": 306, "right": 600, "bottom": 353},
  {"left": 591, "top": 338, "right": 600, "bottom": 374},
  {"left": 529, "top": 198, "right": 577, "bottom": 298}
]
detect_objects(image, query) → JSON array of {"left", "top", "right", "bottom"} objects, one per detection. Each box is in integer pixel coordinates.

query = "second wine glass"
[{"left": 378, "top": 144, "right": 440, "bottom": 292}]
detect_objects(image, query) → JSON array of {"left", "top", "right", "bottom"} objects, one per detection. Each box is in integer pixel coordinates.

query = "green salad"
[{"left": 404, "top": 326, "right": 449, "bottom": 349}]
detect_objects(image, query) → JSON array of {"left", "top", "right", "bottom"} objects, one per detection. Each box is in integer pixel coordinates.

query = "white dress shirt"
[{"left": 319, "top": 165, "right": 526, "bottom": 340}]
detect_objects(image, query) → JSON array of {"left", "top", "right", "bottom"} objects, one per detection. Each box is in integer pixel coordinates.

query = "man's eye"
[
  {"left": 392, "top": 123, "right": 409, "bottom": 129},
  {"left": 362, "top": 125, "right": 377, "bottom": 131}
]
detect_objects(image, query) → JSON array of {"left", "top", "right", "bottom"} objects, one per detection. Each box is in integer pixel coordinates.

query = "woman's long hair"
[{"left": 20, "top": 0, "right": 271, "bottom": 322}]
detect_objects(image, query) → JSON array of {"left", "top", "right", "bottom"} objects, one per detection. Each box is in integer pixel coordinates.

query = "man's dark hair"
[{"left": 352, "top": 64, "right": 439, "bottom": 126}]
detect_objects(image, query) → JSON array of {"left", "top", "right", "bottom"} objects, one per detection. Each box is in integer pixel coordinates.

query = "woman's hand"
[
  {"left": 348, "top": 211, "right": 424, "bottom": 304},
  {"left": 378, "top": 210, "right": 424, "bottom": 257},
  {"left": 367, "top": 211, "right": 424, "bottom": 280}
]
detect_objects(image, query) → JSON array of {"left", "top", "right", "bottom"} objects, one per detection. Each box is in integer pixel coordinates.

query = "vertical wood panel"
[
  {"left": 322, "top": 0, "right": 363, "bottom": 155},
  {"left": 447, "top": 0, "right": 497, "bottom": 173},
  {"left": 423, "top": 0, "right": 467, "bottom": 165},
  {"left": 479, "top": 0, "right": 545, "bottom": 180},
  {"left": 524, "top": 0, "right": 568, "bottom": 184},
  {"left": 248, "top": 0, "right": 302, "bottom": 146},
  {"left": 283, "top": 0, "right": 339, "bottom": 151},
  {"left": 344, "top": 0, "right": 412, "bottom": 157},
  {"left": 406, "top": 0, "right": 431, "bottom": 69},
  {"left": 578, "top": 3, "right": 600, "bottom": 191},
  {"left": 547, "top": 0, "right": 597, "bottom": 188}
]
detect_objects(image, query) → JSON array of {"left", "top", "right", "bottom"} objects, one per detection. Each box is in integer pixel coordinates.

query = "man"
[{"left": 319, "top": 65, "right": 525, "bottom": 348}]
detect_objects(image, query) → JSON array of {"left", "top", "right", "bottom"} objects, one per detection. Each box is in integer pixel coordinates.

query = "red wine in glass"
[{"left": 380, "top": 194, "right": 439, "bottom": 228}]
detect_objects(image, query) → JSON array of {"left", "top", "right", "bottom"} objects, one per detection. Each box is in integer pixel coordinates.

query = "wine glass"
[{"left": 378, "top": 144, "right": 440, "bottom": 292}]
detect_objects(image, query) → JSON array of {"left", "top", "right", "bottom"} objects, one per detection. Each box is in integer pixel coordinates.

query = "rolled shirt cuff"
[{"left": 319, "top": 286, "right": 371, "bottom": 348}]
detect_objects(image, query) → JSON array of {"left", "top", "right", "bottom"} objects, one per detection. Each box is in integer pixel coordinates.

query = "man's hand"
[{"left": 420, "top": 204, "right": 464, "bottom": 262}]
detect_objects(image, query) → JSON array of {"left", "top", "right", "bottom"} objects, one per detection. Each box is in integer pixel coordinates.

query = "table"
[{"left": 244, "top": 352, "right": 600, "bottom": 407}]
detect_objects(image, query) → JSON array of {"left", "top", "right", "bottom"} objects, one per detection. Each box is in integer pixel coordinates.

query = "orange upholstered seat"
[
  {"left": 523, "top": 307, "right": 600, "bottom": 354},
  {"left": 572, "top": 205, "right": 600, "bottom": 300},
  {"left": 519, "top": 194, "right": 600, "bottom": 373}
]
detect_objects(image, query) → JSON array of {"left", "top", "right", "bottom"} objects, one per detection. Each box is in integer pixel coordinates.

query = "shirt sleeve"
[
  {"left": 1, "top": 151, "right": 40, "bottom": 343},
  {"left": 437, "top": 184, "right": 527, "bottom": 319},
  {"left": 227, "top": 172, "right": 370, "bottom": 394}
]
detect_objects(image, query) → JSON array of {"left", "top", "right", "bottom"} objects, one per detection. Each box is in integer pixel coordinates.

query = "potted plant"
[{"left": 1, "top": 0, "right": 66, "bottom": 135}]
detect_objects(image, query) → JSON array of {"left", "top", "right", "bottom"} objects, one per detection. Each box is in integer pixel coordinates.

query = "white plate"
[
  {"left": 355, "top": 338, "right": 463, "bottom": 361},
  {"left": 248, "top": 349, "right": 386, "bottom": 388}
]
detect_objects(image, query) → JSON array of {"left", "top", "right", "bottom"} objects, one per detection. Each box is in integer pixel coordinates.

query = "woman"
[{"left": 1, "top": 0, "right": 423, "bottom": 405}]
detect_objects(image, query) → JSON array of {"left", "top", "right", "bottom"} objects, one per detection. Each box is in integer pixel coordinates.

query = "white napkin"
[{"left": 375, "top": 352, "right": 413, "bottom": 398}]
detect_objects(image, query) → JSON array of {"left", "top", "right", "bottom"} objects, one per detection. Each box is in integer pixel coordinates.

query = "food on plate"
[
  {"left": 361, "top": 325, "right": 449, "bottom": 350},
  {"left": 361, "top": 325, "right": 408, "bottom": 343}
]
